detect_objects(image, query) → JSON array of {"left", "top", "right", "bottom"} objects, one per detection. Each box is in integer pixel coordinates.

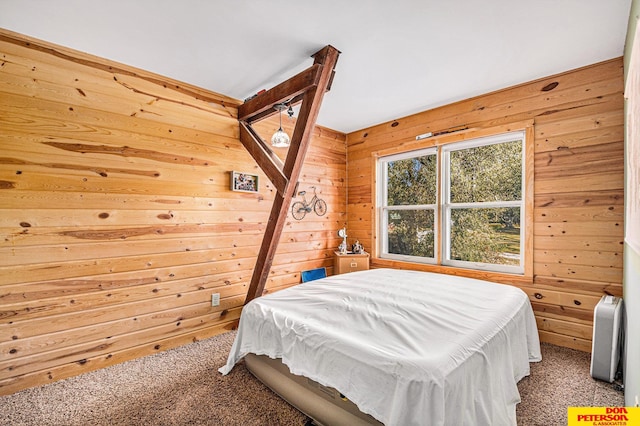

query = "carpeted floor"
[
  {"left": 516, "top": 343, "right": 624, "bottom": 425},
  {"left": 0, "top": 331, "right": 624, "bottom": 426}
]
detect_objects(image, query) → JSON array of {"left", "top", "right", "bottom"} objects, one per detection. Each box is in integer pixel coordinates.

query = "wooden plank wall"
[
  {"left": 0, "top": 29, "right": 346, "bottom": 395},
  {"left": 346, "top": 59, "right": 624, "bottom": 352}
]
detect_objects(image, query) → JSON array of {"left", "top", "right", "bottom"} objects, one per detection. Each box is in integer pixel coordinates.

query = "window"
[
  {"left": 379, "top": 148, "right": 438, "bottom": 263},
  {"left": 378, "top": 130, "right": 527, "bottom": 274}
]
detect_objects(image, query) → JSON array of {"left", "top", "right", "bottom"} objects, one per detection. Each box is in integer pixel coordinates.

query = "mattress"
[
  {"left": 244, "top": 353, "right": 383, "bottom": 426},
  {"left": 219, "top": 268, "right": 541, "bottom": 426}
]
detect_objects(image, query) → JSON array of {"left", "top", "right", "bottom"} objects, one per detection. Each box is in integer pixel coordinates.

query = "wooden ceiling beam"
[
  {"left": 238, "top": 63, "right": 322, "bottom": 123},
  {"left": 242, "top": 45, "right": 340, "bottom": 304}
]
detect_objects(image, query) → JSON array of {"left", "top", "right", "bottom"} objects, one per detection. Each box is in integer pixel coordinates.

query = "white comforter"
[{"left": 219, "top": 268, "right": 541, "bottom": 426}]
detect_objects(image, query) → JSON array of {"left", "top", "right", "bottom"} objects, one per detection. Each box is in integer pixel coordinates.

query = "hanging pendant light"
[{"left": 271, "top": 104, "right": 290, "bottom": 148}]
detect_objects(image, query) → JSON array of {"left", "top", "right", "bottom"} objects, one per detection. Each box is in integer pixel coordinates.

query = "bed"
[{"left": 219, "top": 268, "right": 541, "bottom": 425}]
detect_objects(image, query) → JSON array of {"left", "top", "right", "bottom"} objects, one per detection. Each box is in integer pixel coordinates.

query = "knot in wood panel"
[{"left": 541, "top": 82, "right": 559, "bottom": 91}]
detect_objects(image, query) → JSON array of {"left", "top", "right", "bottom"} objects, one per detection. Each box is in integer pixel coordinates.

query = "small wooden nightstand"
[{"left": 333, "top": 251, "right": 370, "bottom": 275}]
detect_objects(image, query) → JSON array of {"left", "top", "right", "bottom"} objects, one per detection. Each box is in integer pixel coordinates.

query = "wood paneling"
[
  {"left": 346, "top": 58, "right": 624, "bottom": 353},
  {"left": 0, "top": 29, "right": 346, "bottom": 395}
]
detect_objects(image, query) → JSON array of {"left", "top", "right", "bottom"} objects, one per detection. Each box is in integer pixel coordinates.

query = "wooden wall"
[
  {"left": 0, "top": 29, "right": 346, "bottom": 395},
  {"left": 346, "top": 59, "right": 624, "bottom": 352}
]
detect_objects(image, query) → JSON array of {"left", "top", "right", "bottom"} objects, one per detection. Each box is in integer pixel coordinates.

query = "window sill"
[{"left": 371, "top": 258, "right": 533, "bottom": 286}]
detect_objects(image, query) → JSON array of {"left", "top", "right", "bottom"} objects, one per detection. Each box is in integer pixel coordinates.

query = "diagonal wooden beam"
[
  {"left": 243, "top": 45, "right": 340, "bottom": 304},
  {"left": 238, "top": 122, "right": 287, "bottom": 196}
]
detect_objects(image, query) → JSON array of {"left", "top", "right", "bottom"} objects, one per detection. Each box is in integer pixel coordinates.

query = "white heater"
[{"left": 590, "top": 295, "right": 623, "bottom": 383}]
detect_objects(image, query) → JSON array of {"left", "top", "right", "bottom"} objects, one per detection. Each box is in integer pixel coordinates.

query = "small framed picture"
[{"left": 231, "top": 171, "right": 259, "bottom": 193}]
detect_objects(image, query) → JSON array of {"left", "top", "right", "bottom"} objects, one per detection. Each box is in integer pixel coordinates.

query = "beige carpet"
[
  {"left": 517, "top": 343, "right": 624, "bottom": 425},
  {"left": 0, "top": 331, "right": 624, "bottom": 425}
]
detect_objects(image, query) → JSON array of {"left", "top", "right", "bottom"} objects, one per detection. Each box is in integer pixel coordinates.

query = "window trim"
[{"left": 373, "top": 122, "right": 534, "bottom": 280}]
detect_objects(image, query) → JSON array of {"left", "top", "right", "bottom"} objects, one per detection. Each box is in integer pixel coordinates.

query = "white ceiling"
[{"left": 0, "top": 0, "right": 632, "bottom": 133}]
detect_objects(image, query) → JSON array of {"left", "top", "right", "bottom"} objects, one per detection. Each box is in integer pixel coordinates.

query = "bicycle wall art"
[{"left": 292, "top": 186, "right": 327, "bottom": 220}]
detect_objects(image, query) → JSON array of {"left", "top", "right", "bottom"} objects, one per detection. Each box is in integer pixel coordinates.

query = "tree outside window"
[{"left": 382, "top": 150, "right": 437, "bottom": 263}]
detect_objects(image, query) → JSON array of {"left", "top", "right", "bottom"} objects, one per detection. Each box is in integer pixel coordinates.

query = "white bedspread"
[{"left": 219, "top": 268, "right": 541, "bottom": 426}]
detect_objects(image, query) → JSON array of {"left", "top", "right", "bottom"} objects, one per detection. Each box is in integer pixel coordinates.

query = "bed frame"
[{"left": 245, "top": 353, "right": 383, "bottom": 426}]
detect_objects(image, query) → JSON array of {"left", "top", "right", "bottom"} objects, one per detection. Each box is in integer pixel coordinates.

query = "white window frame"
[
  {"left": 441, "top": 131, "right": 526, "bottom": 274},
  {"left": 376, "top": 130, "right": 527, "bottom": 275},
  {"left": 377, "top": 147, "right": 438, "bottom": 264}
]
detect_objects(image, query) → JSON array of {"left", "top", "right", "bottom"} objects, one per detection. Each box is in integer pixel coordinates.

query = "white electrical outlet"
[{"left": 211, "top": 293, "right": 220, "bottom": 307}]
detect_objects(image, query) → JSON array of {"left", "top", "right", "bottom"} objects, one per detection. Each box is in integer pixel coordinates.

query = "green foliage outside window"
[
  {"left": 450, "top": 208, "right": 520, "bottom": 265},
  {"left": 450, "top": 141, "right": 522, "bottom": 203},
  {"left": 449, "top": 141, "right": 522, "bottom": 265},
  {"left": 387, "top": 154, "right": 437, "bottom": 206},
  {"left": 386, "top": 154, "right": 436, "bottom": 258},
  {"left": 388, "top": 209, "right": 435, "bottom": 258}
]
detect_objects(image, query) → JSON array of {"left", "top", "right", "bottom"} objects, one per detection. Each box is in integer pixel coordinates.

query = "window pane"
[
  {"left": 387, "top": 154, "right": 436, "bottom": 205},
  {"left": 449, "top": 208, "right": 520, "bottom": 265},
  {"left": 450, "top": 140, "right": 522, "bottom": 203},
  {"left": 387, "top": 209, "right": 434, "bottom": 258}
]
